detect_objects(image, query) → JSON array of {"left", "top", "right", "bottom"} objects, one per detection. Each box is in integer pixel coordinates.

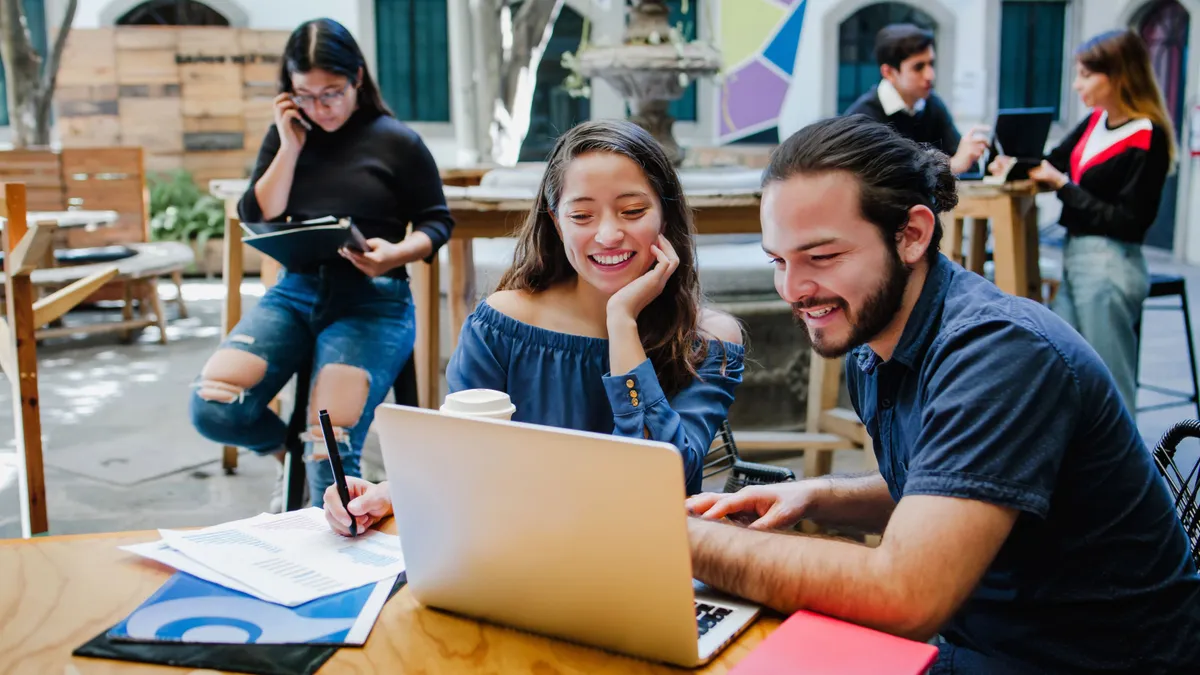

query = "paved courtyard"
[{"left": 1, "top": 243, "right": 1198, "bottom": 538}]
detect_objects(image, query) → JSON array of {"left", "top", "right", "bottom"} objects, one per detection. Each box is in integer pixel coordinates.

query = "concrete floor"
[{"left": 1, "top": 244, "right": 1198, "bottom": 538}]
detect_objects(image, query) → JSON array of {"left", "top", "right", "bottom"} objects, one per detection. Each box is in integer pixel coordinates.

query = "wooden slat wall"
[
  {"left": 56, "top": 27, "right": 290, "bottom": 186},
  {"left": 56, "top": 28, "right": 120, "bottom": 147},
  {"left": 116, "top": 27, "right": 183, "bottom": 174},
  {"left": 0, "top": 150, "right": 65, "bottom": 211}
]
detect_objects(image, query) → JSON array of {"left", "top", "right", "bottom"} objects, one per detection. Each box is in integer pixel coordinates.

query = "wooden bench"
[
  {"left": 1, "top": 241, "right": 194, "bottom": 342},
  {"left": 0, "top": 147, "right": 194, "bottom": 342}
]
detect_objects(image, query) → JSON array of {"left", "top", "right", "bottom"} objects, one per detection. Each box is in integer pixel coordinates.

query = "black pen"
[{"left": 319, "top": 409, "right": 356, "bottom": 537}]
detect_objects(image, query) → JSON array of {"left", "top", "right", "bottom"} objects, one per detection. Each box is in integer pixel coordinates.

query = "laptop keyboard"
[{"left": 695, "top": 602, "right": 734, "bottom": 637}]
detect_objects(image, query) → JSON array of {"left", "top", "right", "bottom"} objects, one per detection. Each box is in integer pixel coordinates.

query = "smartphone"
[
  {"left": 292, "top": 110, "right": 312, "bottom": 131},
  {"left": 344, "top": 222, "right": 369, "bottom": 253}
]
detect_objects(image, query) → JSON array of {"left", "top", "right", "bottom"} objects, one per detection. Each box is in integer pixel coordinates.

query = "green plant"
[{"left": 147, "top": 169, "right": 226, "bottom": 252}]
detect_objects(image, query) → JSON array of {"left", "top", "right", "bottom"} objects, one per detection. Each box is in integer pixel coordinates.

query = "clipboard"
[{"left": 240, "top": 216, "right": 370, "bottom": 271}]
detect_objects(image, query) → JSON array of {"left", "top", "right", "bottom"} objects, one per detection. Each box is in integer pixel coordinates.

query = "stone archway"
[
  {"left": 1135, "top": 0, "right": 1190, "bottom": 250},
  {"left": 820, "top": 0, "right": 957, "bottom": 118},
  {"left": 99, "top": 0, "right": 249, "bottom": 27},
  {"left": 1113, "top": 0, "right": 1199, "bottom": 254},
  {"left": 834, "top": 2, "right": 937, "bottom": 114}
]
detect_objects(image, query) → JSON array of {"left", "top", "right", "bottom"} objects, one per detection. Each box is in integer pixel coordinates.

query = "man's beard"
[{"left": 792, "top": 248, "right": 911, "bottom": 358}]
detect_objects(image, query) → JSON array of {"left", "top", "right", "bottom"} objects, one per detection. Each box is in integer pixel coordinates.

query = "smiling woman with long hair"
[
  {"left": 321, "top": 120, "right": 747, "bottom": 536},
  {"left": 991, "top": 29, "right": 1175, "bottom": 411}
]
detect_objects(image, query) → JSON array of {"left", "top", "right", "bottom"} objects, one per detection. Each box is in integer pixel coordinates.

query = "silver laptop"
[{"left": 375, "top": 403, "right": 761, "bottom": 668}]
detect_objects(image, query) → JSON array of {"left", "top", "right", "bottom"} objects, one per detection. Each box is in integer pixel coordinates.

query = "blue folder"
[{"left": 106, "top": 572, "right": 396, "bottom": 646}]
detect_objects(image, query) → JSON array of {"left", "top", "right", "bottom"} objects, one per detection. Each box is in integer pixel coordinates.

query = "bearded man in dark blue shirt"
[{"left": 685, "top": 116, "right": 1200, "bottom": 674}]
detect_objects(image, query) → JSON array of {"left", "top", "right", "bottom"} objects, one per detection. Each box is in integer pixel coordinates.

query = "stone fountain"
[
  {"left": 576, "top": 0, "right": 721, "bottom": 165},
  {"left": 462, "top": 1, "right": 818, "bottom": 431}
]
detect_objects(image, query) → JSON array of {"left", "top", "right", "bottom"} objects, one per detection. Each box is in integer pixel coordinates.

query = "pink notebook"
[{"left": 729, "top": 610, "right": 939, "bottom": 675}]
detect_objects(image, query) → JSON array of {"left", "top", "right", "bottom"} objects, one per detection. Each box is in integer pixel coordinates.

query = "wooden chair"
[
  {"left": 704, "top": 420, "right": 796, "bottom": 492},
  {"left": 1, "top": 182, "right": 119, "bottom": 537}
]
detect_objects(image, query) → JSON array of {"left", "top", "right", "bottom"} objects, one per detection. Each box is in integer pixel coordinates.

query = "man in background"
[{"left": 844, "top": 23, "right": 989, "bottom": 174}]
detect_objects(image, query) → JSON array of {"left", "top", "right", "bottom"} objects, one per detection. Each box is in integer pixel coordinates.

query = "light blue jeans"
[{"left": 1053, "top": 235, "right": 1149, "bottom": 411}]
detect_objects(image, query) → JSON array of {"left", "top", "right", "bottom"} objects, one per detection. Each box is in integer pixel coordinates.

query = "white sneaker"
[{"left": 268, "top": 461, "right": 285, "bottom": 514}]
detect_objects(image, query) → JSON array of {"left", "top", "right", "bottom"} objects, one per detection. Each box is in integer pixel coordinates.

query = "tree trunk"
[
  {"left": 470, "top": 0, "right": 565, "bottom": 165},
  {"left": 0, "top": 0, "right": 79, "bottom": 147}
]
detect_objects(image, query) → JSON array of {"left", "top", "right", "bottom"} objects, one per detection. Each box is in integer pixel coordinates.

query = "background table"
[
  {"left": 0, "top": 521, "right": 780, "bottom": 674},
  {"left": 945, "top": 180, "right": 1049, "bottom": 300}
]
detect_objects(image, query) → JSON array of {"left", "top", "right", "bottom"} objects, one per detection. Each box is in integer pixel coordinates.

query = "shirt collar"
[
  {"left": 853, "top": 254, "right": 952, "bottom": 374},
  {"left": 877, "top": 80, "right": 926, "bottom": 117}
]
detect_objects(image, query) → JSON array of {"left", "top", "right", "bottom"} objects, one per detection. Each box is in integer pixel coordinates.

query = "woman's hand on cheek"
[{"left": 605, "top": 234, "right": 679, "bottom": 324}]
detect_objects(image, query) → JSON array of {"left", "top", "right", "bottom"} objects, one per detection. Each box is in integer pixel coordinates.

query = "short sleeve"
[
  {"left": 905, "top": 320, "right": 1080, "bottom": 517},
  {"left": 446, "top": 311, "right": 510, "bottom": 394}
]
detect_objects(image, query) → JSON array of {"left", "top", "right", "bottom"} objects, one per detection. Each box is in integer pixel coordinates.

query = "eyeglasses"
[{"left": 291, "top": 83, "right": 352, "bottom": 109}]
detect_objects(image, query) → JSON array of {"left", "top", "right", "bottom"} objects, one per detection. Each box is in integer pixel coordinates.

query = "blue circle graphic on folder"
[{"left": 111, "top": 573, "right": 377, "bottom": 645}]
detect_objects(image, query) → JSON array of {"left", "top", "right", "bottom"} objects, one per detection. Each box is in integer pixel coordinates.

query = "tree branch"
[
  {"left": 39, "top": 0, "right": 78, "bottom": 98},
  {"left": 502, "top": 0, "right": 562, "bottom": 109},
  {"left": 0, "top": 0, "right": 36, "bottom": 74}
]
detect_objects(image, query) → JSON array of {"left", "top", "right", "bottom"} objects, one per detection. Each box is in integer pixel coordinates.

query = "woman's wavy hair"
[{"left": 494, "top": 120, "right": 713, "bottom": 396}]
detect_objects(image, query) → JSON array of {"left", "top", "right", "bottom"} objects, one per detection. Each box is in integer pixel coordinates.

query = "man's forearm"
[
  {"left": 689, "top": 518, "right": 924, "bottom": 639},
  {"left": 811, "top": 472, "right": 896, "bottom": 533}
]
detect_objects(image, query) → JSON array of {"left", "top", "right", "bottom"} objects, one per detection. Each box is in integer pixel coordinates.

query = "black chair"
[
  {"left": 1152, "top": 419, "right": 1200, "bottom": 567},
  {"left": 1136, "top": 274, "right": 1200, "bottom": 419},
  {"left": 704, "top": 420, "right": 796, "bottom": 493},
  {"left": 281, "top": 355, "right": 419, "bottom": 511}
]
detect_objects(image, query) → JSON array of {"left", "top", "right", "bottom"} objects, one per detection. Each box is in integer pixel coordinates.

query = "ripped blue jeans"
[{"left": 189, "top": 266, "right": 415, "bottom": 506}]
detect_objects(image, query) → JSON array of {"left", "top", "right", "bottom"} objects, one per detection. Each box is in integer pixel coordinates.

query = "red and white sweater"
[{"left": 1045, "top": 109, "right": 1170, "bottom": 244}]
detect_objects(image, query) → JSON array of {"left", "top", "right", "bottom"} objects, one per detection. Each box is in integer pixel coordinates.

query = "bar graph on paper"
[
  {"left": 337, "top": 545, "right": 400, "bottom": 568},
  {"left": 254, "top": 558, "right": 343, "bottom": 594},
  {"left": 183, "top": 530, "right": 283, "bottom": 553},
  {"left": 158, "top": 507, "right": 406, "bottom": 606}
]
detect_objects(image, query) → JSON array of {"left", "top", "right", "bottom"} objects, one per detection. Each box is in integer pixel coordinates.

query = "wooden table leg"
[
  {"left": 942, "top": 215, "right": 964, "bottom": 266},
  {"left": 410, "top": 258, "right": 441, "bottom": 409},
  {"left": 1022, "top": 196, "right": 1042, "bottom": 301},
  {"left": 3, "top": 184, "right": 49, "bottom": 537},
  {"left": 991, "top": 199, "right": 1029, "bottom": 298},
  {"left": 804, "top": 354, "right": 844, "bottom": 478},
  {"left": 966, "top": 218, "right": 988, "bottom": 275},
  {"left": 448, "top": 238, "right": 474, "bottom": 353},
  {"left": 221, "top": 209, "right": 243, "bottom": 473}
]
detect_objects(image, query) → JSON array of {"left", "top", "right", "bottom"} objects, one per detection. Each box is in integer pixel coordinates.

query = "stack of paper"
[{"left": 122, "top": 507, "right": 406, "bottom": 607}]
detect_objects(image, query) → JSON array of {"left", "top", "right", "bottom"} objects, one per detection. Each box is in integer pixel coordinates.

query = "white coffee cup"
[{"left": 440, "top": 388, "right": 517, "bottom": 421}]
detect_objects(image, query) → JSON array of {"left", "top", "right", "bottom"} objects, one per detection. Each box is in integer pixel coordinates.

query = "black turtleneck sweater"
[{"left": 237, "top": 108, "right": 455, "bottom": 280}]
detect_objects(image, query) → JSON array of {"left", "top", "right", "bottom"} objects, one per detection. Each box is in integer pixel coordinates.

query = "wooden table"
[
  {"left": 0, "top": 521, "right": 780, "bottom": 674},
  {"left": 944, "top": 179, "right": 1049, "bottom": 301}
]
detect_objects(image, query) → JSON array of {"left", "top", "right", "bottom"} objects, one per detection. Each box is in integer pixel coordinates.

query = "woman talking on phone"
[
  {"left": 189, "top": 18, "right": 454, "bottom": 511},
  {"left": 990, "top": 30, "right": 1174, "bottom": 411}
]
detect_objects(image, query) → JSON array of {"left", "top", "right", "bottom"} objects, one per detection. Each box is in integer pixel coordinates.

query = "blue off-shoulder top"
[{"left": 445, "top": 300, "right": 745, "bottom": 495}]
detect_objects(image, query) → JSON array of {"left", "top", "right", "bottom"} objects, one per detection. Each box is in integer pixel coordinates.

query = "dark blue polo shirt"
[{"left": 845, "top": 254, "right": 1200, "bottom": 674}]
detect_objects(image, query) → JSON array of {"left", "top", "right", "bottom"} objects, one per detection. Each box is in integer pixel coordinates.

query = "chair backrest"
[
  {"left": 1153, "top": 420, "right": 1200, "bottom": 566},
  {"left": 60, "top": 147, "right": 148, "bottom": 248},
  {"left": 703, "top": 420, "right": 797, "bottom": 493}
]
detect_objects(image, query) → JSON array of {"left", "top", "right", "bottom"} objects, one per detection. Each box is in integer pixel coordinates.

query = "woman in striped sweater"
[{"left": 992, "top": 30, "right": 1175, "bottom": 412}]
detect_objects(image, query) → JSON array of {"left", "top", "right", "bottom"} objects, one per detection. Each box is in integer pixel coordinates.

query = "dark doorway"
[{"left": 1138, "top": 0, "right": 1190, "bottom": 251}]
